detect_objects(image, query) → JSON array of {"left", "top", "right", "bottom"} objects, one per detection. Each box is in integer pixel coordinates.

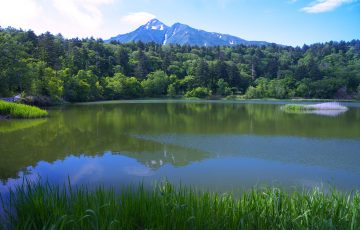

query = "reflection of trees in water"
[
  {"left": 102, "top": 102, "right": 359, "bottom": 137},
  {"left": 242, "top": 104, "right": 360, "bottom": 137},
  {"left": 0, "top": 106, "right": 210, "bottom": 181},
  {"left": 0, "top": 102, "right": 359, "bottom": 182},
  {"left": 0, "top": 119, "right": 47, "bottom": 134}
]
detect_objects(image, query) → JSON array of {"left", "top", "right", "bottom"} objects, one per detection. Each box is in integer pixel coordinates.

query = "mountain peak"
[
  {"left": 147, "top": 18, "right": 162, "bottom": 24},
  {"left": 107, "top": 19, "right": 271, "bottom": 46},
  {"left": 144, "top": 18, "right": 168, "bottom": 31}
]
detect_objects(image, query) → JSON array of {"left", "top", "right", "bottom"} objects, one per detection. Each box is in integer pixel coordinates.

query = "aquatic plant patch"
[{"left": 0, "top": 101, "right": 48, "bottom": 119}]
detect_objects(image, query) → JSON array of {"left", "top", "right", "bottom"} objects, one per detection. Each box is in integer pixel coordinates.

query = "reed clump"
[
  {"left": 1, "top": 181, "right": 359, "bottom": 229},
  {"left": 282, "top": 102, "right": 348, "bottom": 113},
  {"left": 282, "top": 104, "right": 316, "bottom": 112},
  {"left": 0, "top": 101, "right": 48, "bottom": 119}
]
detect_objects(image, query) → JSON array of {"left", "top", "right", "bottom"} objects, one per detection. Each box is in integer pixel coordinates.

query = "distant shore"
[
  {"left": 69, "top": 97, "right": 360, "bottom": 106},
  {"left": 2, "top": 96, "right": 359, "bottom": 110}
]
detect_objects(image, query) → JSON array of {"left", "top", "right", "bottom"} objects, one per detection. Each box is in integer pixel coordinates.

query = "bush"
[
  {"left": 185, "top": 87, "right": 211, "bottom": 98},
  {"left": 244, "top": 86, "right": 259, "bottom": 99},
  {"left": 104, "top": 74, "right": 143, "bottom": 99},
  {"left": 141, "top": 71, "right": 170, "bottom": 97}
]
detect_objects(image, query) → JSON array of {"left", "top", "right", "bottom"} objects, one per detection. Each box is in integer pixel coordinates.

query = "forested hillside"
[{"left": 1, "top": 27, "right": 360, "bottom": 102}]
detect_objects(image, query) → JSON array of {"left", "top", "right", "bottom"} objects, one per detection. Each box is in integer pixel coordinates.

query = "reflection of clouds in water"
[
  {"left": 284, "top": 110, "right": 347, "bottom": 117},
  {"left": 148, "top": 159, "right": 164, "bottom": 166},
  {"left": 123, "top": 166, "right": 154, "bottom": 177},
  {"left": 0, "top": 169, "right": 39, "bottom": 193},
  {"left": 71, "top": 162, "right": 104, "bottom": 185},
  {"left": 307, "top": 110, "right": 347, "bottom": 117}
]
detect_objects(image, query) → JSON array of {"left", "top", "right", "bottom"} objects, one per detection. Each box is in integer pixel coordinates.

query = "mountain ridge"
[{"left": 107, "top": 19, "right": 270, "bottom": 46}]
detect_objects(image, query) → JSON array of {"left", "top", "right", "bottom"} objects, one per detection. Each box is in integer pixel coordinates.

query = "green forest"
[{"left": 1, "top": 27, "right": 360, "bottom": 103}]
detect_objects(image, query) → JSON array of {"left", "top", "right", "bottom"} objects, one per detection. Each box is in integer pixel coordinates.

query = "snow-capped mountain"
[
  {"left": 144, "top": 19, "right": 168, "bottom": 31},
  {"left": 107, "top": 19, "right": 270, "bottom": 46}
]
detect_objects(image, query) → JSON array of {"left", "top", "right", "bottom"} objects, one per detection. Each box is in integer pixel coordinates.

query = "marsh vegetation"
[
  {"left": 1, "top": 181, "right": 360, "bottom": 229},
  {"left": 282, "top": 102, "right": 348, "bottom": 113},
  {"left": 0, "top": 101, "right": 48, "bottom": 119}
]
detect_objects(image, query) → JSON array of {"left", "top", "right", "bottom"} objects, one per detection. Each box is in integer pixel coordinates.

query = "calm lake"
[{"left": 1, "top": 100, "right": 360, "bottom": 194}]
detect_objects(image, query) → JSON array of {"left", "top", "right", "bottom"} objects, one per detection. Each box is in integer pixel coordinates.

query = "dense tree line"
[{"left": 1, "top": 27, "right": 360, "bottom": 102}]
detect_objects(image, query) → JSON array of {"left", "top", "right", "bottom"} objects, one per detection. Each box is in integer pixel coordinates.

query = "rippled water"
[{"left": 1, "top": 100, "right": 359, "bottom": 193}]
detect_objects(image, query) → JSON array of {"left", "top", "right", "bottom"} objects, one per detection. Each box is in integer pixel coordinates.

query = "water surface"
[{"left": 1, "top": 100, "right": 360, "bottom": 193}]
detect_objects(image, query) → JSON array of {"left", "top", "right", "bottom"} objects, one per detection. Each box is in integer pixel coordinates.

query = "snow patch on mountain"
[{"left": 163, "top": 34, "right": 168, "bottom": 45}]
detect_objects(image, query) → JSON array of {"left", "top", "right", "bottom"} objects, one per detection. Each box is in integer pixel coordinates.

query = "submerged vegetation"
[
  {"left": 1, "top": 181, "right": 360, "bottom": 229},
  {"left": 0, "top": 101, "right": 48, "bottom": 119}
]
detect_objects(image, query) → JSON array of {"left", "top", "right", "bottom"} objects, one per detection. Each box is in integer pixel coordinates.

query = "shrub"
[
  {"left": 185, "top": 87, "right": 211, "bottom": 98},
  {"left": 141, "top": 71, "right": 170, "bottom": 97}
]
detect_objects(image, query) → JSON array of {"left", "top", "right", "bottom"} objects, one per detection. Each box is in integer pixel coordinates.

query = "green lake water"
[{"left": 0, "top": 100, "right": 360, "bottom": 193}]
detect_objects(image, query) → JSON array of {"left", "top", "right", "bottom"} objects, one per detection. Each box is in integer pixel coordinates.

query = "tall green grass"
[
  {"left": 0, "top": 101, "right": 48, "bottom": 119},
  {"left": 1, "top": 181, "right": 359, "bottom": 229}
]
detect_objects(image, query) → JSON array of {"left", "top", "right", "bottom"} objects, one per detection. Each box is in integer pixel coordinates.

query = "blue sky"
[{"left": 0, "top": 0, "right": 359, "bottom": 46}]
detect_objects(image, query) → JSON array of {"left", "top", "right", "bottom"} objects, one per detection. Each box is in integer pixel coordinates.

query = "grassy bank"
[
  {"left": 1, "top": 182, "right": 360, "bottom": 229},
  {"left": 0, "top": 101, "right": 48, "bottom": 119}
]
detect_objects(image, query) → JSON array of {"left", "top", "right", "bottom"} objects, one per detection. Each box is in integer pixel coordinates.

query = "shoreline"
[
  {"left": 0, "top": 115, "right": 10, "bottom": 120},
  {"left": 68, "top": 97, "right": 360, "bottom": 107},
  {"left": 3, "top": 96, "right": 359, "bottom": 107}
]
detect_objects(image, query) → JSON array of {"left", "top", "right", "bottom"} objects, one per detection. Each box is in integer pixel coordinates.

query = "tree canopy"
[{"left": 1, "top": 27, "right": 360, "bottom": 102}]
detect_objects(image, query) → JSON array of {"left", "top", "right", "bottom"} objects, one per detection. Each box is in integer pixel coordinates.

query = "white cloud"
[
  {"left": 52, "top": 0, "right": 114, "bottom": 33},
  {"left": 0, "top": 0, "right": 156, "bottom": 39},
  {"left": 0, "top": 0, "right": 117, "bottom": 38},
  {"left": 301, "top": 0, "right": 355, "bottom": 13},
  {"left": 0, "top": 0, "right": 42, "bottom": 28},
  {"left": 121, "top": 12, "right": 156, "bottom": 26}
]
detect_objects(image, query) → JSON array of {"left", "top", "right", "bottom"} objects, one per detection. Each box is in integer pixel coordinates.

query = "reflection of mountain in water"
[
  {"left": 0, "top": 101, "right": 359, "bottom": 182},
  {"left": 0, "top": 128, "right": 209, "bottom": 182},
  {"left": 133, "top": 134, "right": 360, "bottom": 175}
]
